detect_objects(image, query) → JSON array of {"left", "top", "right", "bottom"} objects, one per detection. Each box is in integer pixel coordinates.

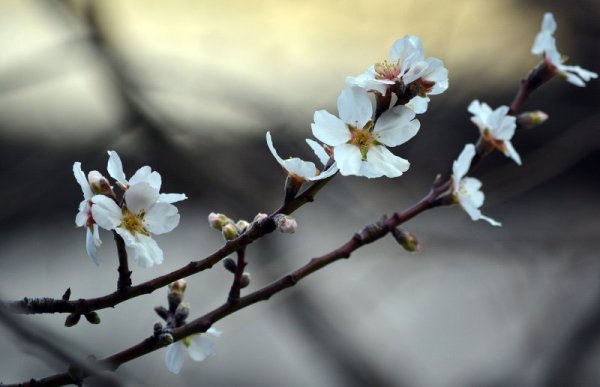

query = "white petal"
[
  {"left": 75, "top": 200, "right": 89, "bottom": 227},
  {"left": 458, "top": 195, "right": 481, "bottom": 221},
  {"left": 188, "top": 336, "right": 215, "bottom": 362},
  {"left": 130, "top": 167, "right": 162, "bottom": 191},
  {"left": 124, "top": 233, "right": 164, "bottom": 268},
  {"left": 462, "top": 177, "right": 484, "bottom": 207},
  {"left": 334, "top": 144, "right": 362, "bottom": 176},
  {"left": 406, "top": 96, "right": 429, "bottom": 114},
  {"left": 307, "top": 163, "right": 338, "bottom": 181},
  {"left": 73, "top": 162, "right": 93, "bottom": 199},
  {"left": 452, "top": 144, "right": 475, "bottom": 182},
  {"left": 165, "top": 342, "right": 186, "bottom": 374},
  {"left": 158, "top": 193, "right": 188, "bottom": 204},
  {"left": 145, "top": 203, "right": 180, "bottom": 235},
  {"left": 311, "top": 110, "right": 351, "bottom": 146},
  {"left": 390, "top": 35, "right": 423, "bottom": 65},
  {"left": 305, "top": 139, "right": 330, "bottom": 166},
  {"left": 124, "top": 183, "right": 159, "bottom": 215},
  {"left": 357, "top": 162, "right": 385, "bottom": 179},
  {"left": 467, "top": 100, "right": 491, "bottom": 122},
  {"left": 541, "top": 12, "right": 557, "bottom": 34},
  {"left": 207, "top": 327, "right": 222, "bottom": 337},
  {"left": 503, "top": 140, "right": 522, "bottom": 166},
  {"left": 266, "top": 131, "right": 287, "bottom": 167},
  {"left": 374, "top": 106, "right": 419, "bottom": 147},
  {"left": 91, "top": 195, "right": 122, "bottom": 230},
  {"left": 283, "top": 158, "right": 318, "bottom": 179},
  {"left": 337, "top": 86, "right": 373, "bottom": 128},
  {"left": 402, "top": 60, "right": 429, "bottom": 85},
  {"left": 86, "top": 228, "right": 101, "bottom": 266},
  {"left": 365, "top": 146, "right": 409, "bottom": 178},
  {"left": 346, "top": 70, "right": 390, "bottom": 94},
  {"left": 480, "top": 214, "right": 502, "bottom": 227},
  {"left": 107, "top": 150, "right": 128, "bottom": 185}
]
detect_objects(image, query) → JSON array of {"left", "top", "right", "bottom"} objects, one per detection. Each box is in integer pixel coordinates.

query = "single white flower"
[
  {"left": 311, "top": 85, "right": 420, "bottom": 178},
  {"left": 91, "top": 182, "right": 180, "bottom": 268},
  {"left": 452, "top": 144, "right": 501, "bottom": 226},
  {"left": 266, "top": 132, "right": 338, "bottom": 182},
  {"left": 165, "top": 328, "right": 222, "bottom": 374},
  {"left": 346, "top": 36, "right": 448, "bottom": 112},
  {"left": 468, "top": 100, "right": 521, "bottom": 165},
  {"left": 106, "top": 150, "right": 187, "bottom": 204},
  {"left": 73, "top": 162, "right": 102, "bottom": 265},
  {"left": 531, "top": 12, "right": 597, "bottom": 87}
]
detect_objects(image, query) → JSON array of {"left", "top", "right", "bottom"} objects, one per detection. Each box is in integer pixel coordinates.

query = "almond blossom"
[
  {"left": 346, "top": 35, "right": 448, "bottom": 113},
  {"left": 91, "top": 182, "right": 181, "bottom": 268},
  {"left": 266, "top": 131, "right": 338, "bottom": 182},
  {"left": 531, "top": 12, "right": 597, "bottom": 87},
  {"left": 452, "top": 144, "right": 500, "bottom": 226},
  {"left": 165, "top": 328, "right": 222, "bottom": 374},
  {"left": 311, "top": 85, "right": 420, "bottom": 178},
  {"left": 107, "top": 150, "right": 187, "bottom": 204},
  {"left": 73, "top": 162, "right": 102, "bottom": 265},
  {"left": 468, "top": 100, "right": 521, "bottom": 165}
]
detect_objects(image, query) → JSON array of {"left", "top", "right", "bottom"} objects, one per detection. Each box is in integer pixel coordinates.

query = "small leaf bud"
[
  {"left": 168, "top": 292, "right": 183, "bottom": 313},
  {"left": 236, "top": 220, "right": 250, "bottom": 233},
  {"left": 62, "top": 287, "right": 71, "bottom": 301},
  {"left": 158, "top": 332, "right": 174, "bottom": 346},
  {"left": 153, "top": 322, "right": 164, "bottom": 336},
  {"left": 208, "top": 212, "right": 231, "bottom": 230},
  {"left": 253, "top": 213, "right": 269, "bottom": 223},
  {"left": 517, "top": 111, "right": 549, "bottom": 129},
  {"left": 84, "top": 311, "right": 101, "bottom": 324},
  {"left": 65, "top": 313, "right": 81, "bottom": 327},
  {"left": 240, "top": 272, "right": 251, "bottom": 289},
  {"left": 154, "top": 305, "right": 169, "bottom": 320},
  {"left": 222, "top": 222, "right": 239, "bottom": 240},
  {"left": 273, "top": 214, "right": 297, "bottom": 234},
  {"left": 391, "top": 228, "right": 420, "bottom": 252},
  {"left": 175, "top": 302, "right": 190, "bottom": 324},
  {"left": 223, "top": 257, "right": 237, "bottom": 273}
]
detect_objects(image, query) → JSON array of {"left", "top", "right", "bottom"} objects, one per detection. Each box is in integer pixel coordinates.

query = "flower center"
[
  {"left": 348, "top": 121, "right": 376, "bottom": 160},
  {"left": 119, "top": 207, "right": 149, "bottom": 236},
  {"left": 374, "top": 60, "right": 401, "bottom": 80}
]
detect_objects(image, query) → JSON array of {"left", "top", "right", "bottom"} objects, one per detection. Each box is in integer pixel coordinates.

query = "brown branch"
[
  {"left": 114, "top": 231, "right": 132, "bottom": 292},
  {"left": 227, "top": 248, "right": 247, "bottom": 304}
]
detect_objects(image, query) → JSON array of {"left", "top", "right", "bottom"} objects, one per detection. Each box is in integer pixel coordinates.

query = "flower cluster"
[
  {"left": 531, "top": 12, "right": 597, "bottom": 87},
  {"left": 74, "top": 151, "right": 187, "bottom": 268},
  {"left": 267, "top": 35, "right": 448, "bottom": 180}
]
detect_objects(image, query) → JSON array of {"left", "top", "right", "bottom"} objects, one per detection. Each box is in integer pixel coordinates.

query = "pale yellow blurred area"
[{"left": 0, "top": 0, "right": 552, "bottom": 143}]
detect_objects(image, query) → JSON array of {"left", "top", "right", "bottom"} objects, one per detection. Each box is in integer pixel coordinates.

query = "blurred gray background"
[{"left": 0, "top": 0, "right": 599, "bottom": 386}]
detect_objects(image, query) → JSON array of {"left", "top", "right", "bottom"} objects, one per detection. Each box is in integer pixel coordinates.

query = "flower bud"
[
  {"left": 168, "top": 279, "right": 187, "bottom": 295},
  {"left": 153, "top": 321, "right": 164, "bottom": 336},
  {"left": 158, "top": 332, "right": 174, "bottom": 345},
  {"left": 208, "top": 212, "right": 231, "bottom": 230},
  {"left": 154, "top": 305, "right": 169, "bottom": 320},
  {"left": 391, "top": 228, "right": 420, "bottom": 252},
  {"left": 241, "top": 272, "right": 251, "bottom": 289},
  {"left": 84, "top": 311, "right": 101, "bottom": 324},
  {"left": 88, "top": 171, "right": 114, "bottom": 197},
  {"left": 236, "top": 220, "right": 250, "bottom": 233},
  {"left": 223, "top": 257, "right": 237, "bottom": 273},
  {"left": 168, "top": 292, "right": 183, "bottom": 312},
  {"left": 273, "top": 214, "right": 297, "bottom": 234},
  {"left": 65, "top": 313, "right": 81, "bottom": 327},
  {"left": 253, "top": 213, "right": 269, "bottom": 223},
  {"left": 222, "top": 222, "right": 239, "bottom": 240},
  {"left": 517, "top": 111, "right": 549, "bottom": 129},
  {"left": 175, "top": 302, "right": 190, "bottom": 324}
]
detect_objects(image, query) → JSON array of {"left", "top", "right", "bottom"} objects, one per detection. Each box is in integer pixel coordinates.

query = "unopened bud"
[
  {"left": 236, "top": 220, "right": 250, "bottom": 233},
  {"left": 241, "top": 272, "right": 251, "bottom": 288},
  {"left": 65, "top": 313, "right": 81, "bottom": 327},
  {"left": 88, "top": 171, "right": 114, "bottom": 197},
  {"left": 153, "top": 322, "right": 164, "bottom": 336},
  {"left": 175, "top": 302, "right": 190, "bottom": 324},
  {"left": 158, "top": 332, "right": 174, "bottom": 345},
  {"left": 168, "top": 292, "right": 183, "bottom": 312},
  {"left": 222, "top": 222, "right": 239, "bottom": 240},
  {"left": 517, "top": 111, "right": 549, "bottom": 129},
  {"left": 273, "top": 214, "right": 297, "bottom": 234},
  {"left": 253, "top": 213, "right": 269, "bottom": 223},
  {"left": 168, "top": 279, "right": 187, "bottom": 295},
  {"left": 391, "top": 228, "right": 420, "bottom": 252},
  {"left": 154, "top": 305, "right": 169, "bottom": 320},
  {"left": 223, "top": 257, "right": 237, "bottom": 273},
  {"left": 84, "top": 311, "right": 101, "bottom": 324},
  {"left": 208, "top": 212, "right": 231, "bottom": 230}
]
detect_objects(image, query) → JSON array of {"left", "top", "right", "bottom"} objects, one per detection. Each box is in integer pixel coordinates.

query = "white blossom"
[
  {"left": 346, "top": 35, "right": 448, "bottom": 113},
  {"left": 468, "top": 100, "right": 521, "bottom": 165},
  {"left": 165, "top": 328, "right": 222, "bottom": 374},
  {"left": 73, "top": 162, "right": 102, "bottom": 265},
  {"left": 91, "top": 182, "right": 181, "bottom": 268},
  {"left": 266, "top": 132, "right": 338, "bottom": 182},
  {"left": 107, "top": 150, "right": 187, "bottom": 204},
  {"left": 531, "top": 12, "right": 597, "bottom": 87},
  {"left": 311, "top": 86, "right": 420, "bottom": 178},
  {"left": 452, "top": 144, "right": 501, "bottom": 226}
]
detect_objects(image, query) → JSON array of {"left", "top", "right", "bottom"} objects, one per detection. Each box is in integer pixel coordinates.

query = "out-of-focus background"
[{"left": 0, "top": 0, "right": 599, "bottom": 386}]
